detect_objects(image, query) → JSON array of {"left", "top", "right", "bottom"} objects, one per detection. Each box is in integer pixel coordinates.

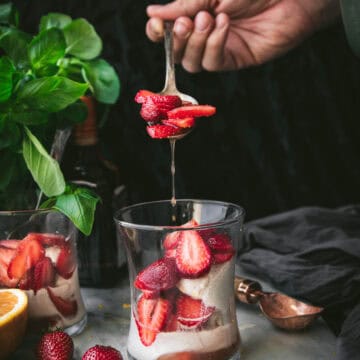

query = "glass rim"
[
  {"left": 0, "top": 208, "right": 52, "bottom": 216},
  {"left": 114, "top": 198, "right": 245, "bottom": 231}
]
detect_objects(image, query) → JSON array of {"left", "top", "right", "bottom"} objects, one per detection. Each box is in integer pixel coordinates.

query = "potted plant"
[{"left": 0, "top": 2, "right": 120, "bottom": 334}]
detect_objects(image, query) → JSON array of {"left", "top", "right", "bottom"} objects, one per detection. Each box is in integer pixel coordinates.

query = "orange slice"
[{"left": 0, "top": 289, "right": 28, "bottom": 358}]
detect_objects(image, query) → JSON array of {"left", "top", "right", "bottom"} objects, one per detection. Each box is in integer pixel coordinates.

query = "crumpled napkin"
[{"left": 237, "top": 205, "right": 360, "bottom": 360}]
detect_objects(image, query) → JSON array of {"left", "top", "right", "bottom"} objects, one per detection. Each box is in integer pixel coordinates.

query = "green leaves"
[
  {"left": 82, "top": 59, "right": 120, "bottom": 104},
  {"left": 63, "top": 19, "right": 102, "bottom": 60},
  {"left": 0, "top": 56, "right": 14, "bottom": 102},
  {"left": 28, "top": 28, "right": 66, "bottom": 74},
  {"left": 42, "top": 185, "right": 100, "bottom": 235},
  {"left": 17, "top": 76, "right": 88, "bottom": 112},
  {"left": 0, "top": 3, "right": 19, "bottom": 26},
  {"left": 22, "top": 126, "right": 65, "bottom": 197},
  {"left": 39, "top": 13, "right": 72, "bottom": 31}
]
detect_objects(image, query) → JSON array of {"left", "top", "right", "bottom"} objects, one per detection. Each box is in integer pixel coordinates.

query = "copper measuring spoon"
[{"left": 234, "top": 276, "right": 324, "bottom": 330}]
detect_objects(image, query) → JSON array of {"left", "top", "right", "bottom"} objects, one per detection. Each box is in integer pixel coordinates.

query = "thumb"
[{"left": 147, "top": 0, "right": 213, "bottom": 20}]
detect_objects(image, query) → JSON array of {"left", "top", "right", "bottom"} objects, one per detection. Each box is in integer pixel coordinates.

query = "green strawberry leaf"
[{"left": 22, "top": 126, "right": 65, "bottom": 197}]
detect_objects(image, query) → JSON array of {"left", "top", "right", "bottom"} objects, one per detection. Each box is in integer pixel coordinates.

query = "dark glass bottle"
[{"left": 62, "top": 96, "right": 124, "bottom": 287}]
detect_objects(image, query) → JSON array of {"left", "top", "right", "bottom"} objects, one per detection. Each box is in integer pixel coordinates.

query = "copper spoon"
[
  {"left": 234, "top": 276, "right": 324, "bottom": 330},
  {"left": 160, "top": 21, "right": 198, "bottom": 140}
]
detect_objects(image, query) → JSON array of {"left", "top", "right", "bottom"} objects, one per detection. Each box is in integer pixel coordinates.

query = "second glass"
[{"left": 115, "top": 199, "right": 244, "bottom": 360}]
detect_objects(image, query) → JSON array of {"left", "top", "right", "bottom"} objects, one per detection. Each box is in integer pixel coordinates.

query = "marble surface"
[{"left": 13, "top": 269, "right": 337, "bottom": 360}]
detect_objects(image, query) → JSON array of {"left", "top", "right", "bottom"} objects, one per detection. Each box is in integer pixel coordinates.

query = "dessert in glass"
[
  {"left": 0, "top": 209, "right": 87, "bottom": 335},
  {"left": 115, "top": 199, "right": 244, "bottom": 360}
]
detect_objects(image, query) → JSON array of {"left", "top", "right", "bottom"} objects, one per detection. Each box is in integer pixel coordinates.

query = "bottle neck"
[{"left": 74, "top": 96, "right": 98, "bottom": 146}]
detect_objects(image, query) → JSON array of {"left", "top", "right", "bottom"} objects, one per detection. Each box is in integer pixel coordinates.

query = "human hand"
[{"left": 146, "top": 0, "right": 340, "bottom": 72}]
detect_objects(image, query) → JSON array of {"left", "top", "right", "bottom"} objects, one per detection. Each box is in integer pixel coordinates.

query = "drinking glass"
[
  {"left": 0, "top": 209, "right": 87, "bottom": 336},
  {"left": 115, "top": 199, "right": 244, "bottom": 360}
]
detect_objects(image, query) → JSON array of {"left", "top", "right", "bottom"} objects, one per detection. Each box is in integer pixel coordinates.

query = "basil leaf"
[
  {"left": 0, "top": 56, "right": 14, "bottom": 102},
  {"left": 17, "top": 76, "right": 88, "bottom": 112},
  {"left": 49, "top": 185, "right": 99, "bottom": 235},
  {"left": 82, "top": 59, "right": 120, "bottom": 104},
  {"left": 22, "top": 126, "right": 65, "bottom": 197},
  {"left": 63, "top": 18, "right": 102, "bottom": 60},
  {"left": 28, "top": 28, "right": 66, "bottom": 73},
  {"left": 39, "top": 13, "right": 72, "bottom": 31},
  {"left": 0, "top": 28, "right": 31, "bottom": 69},
  {"left": 10, "top": 110, "right": 49, "bottom": 125},
  {"left": 0, "top": 3, "right": 19, "bottom": 26}
]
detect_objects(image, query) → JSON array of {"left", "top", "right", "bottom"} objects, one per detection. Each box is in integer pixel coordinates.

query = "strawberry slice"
[
  {"left": 213, "top": 251, "right": 235, "bottom": 264},
  {"left": 206, "top": 233, "right": 234, "bottom": 253},
  {"left": 167, "top": 105, "right": 216, "bottom": 119},
  {"left": 146, "top": 124, "right": 185, "bottom": 139},
  {"left": 164, "top": 313, "right": 179, "bottom": 332},
  {"left": 33, "top": 257, "right": 56, "bottom": 294},
  {"left": 0, "top": 246, "right": 18, "bottom": 287},
  {"left": 163, "top": 219, "right": 199, "bottom": 250},
  {"left": 55, "top": 243, "right": 76, "bottom": 279},
  {"left": 175, "top": 230, "right": 211, "bottom": 278},
  {"left": 140, "top": 95, "right": 182, "bottom": 122},
  {"left": 176, "top": 294, "right": 214, "bottom": 328},
  {"left": 135, "top": 89, "right": 155, "bottom": 104},
  {"left": 136, "top": 294, "right": 171, "bottom": 346},
  {"left": 18, "top": 268, "right": 34, "bottom": 290},
  {"left": 46, "top": 287, "right": 78, "bottom": 317},
  {"left": 0, "top": 239, "right": 20, "bottom": 249},
  {"left": 162, "top": 117, "right": 195, "bottom": 128},
  {"left": 7, "top": 233, "right": 45, "bottom": 280},
  {"left": 134, "top": 257, "right": 179, "bottom": 292}
]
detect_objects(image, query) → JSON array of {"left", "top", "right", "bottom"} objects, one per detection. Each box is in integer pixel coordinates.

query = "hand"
[{"left": 146, "top": 0, "right": 340, "bottom": 72}]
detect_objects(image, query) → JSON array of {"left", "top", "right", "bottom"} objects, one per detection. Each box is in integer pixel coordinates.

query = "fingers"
[
  {"left": 202, "top": 13, "right": 230, "bottom": 71},
  {"left": 173, "top": 17, "right": 193, "bottom": 63},
  {"left": 147, "top": 0, "right": 212, "bottom": 20},
  {"left": 146, "top": 17, "right": 164, "bottom": 42},
  {"left": 181, "top": 11, "right": 215, "bottom": 73}
]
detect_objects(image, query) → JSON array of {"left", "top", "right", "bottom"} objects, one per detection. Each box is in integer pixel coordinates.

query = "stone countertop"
[{"left": 13, "top": 269, "right": 337, "bottom": 360}]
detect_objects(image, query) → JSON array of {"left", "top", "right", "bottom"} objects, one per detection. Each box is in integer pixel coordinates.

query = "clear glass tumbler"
[
  {"left": 0, "top": 209, "right": 87, "bottom": 335},
  {"left": 115, "top": 199, "right": 245, "bottom": 360}
]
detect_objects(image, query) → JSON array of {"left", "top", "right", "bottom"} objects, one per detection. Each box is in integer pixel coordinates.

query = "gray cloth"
[{"left": 238, "top": 205, "right": 360, "bottom": 360}]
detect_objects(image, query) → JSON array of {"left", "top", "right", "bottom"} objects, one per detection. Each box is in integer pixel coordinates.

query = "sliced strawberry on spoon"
[
  {"left": 167, "top": 105, "right": 216, "bottom": 119},
  {"left": 136, "top": 294, "right": 171, "bottom": 346},
  {"left": 135, "top": 89, "right": 156, "bottom": 104},
  {"left": 175, "top": 230, "right": 211, "bottom": 278},
  {"left": 140, "top": 95, "right": 182, "bottom": 122},
  {"left": 162, "top": 117, "right": 195, "bottom": 128},
  {"left": 146, "top": 124, "right": 185, "bottom": 139}
]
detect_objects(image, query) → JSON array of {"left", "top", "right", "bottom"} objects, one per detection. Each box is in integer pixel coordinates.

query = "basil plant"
[{"left": 0, "top": 3, "right": 120, "bottom": 235}]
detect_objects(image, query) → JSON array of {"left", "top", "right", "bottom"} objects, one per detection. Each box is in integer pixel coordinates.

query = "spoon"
[
  {"left": 160, "top": 21, "right": 198, "bottom": 140},
  {"left": 234, "top": 276, "right": 324, "bottom": 330}
]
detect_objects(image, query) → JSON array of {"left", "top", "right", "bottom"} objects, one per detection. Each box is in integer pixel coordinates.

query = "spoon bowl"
[{"left": 234, "top": 276, "right": 323, "bottom": 330}]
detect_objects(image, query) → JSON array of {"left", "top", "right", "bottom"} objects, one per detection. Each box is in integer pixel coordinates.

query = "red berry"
[
  {"left": 134, "top": 89, "right": 155, "bottom": 104},
  {"left": 37, "top": 330, "right": 74, "bottom": 360},
  {"left": 175, "top": 230, "right": 211, "bottom": 278},
  {"left": 167, "top": 105, "right": 216, "bottom": 119},
  {"left": 0, "top": 246, "right": 18, "bottom": 287},
  {"left": 82, "top": 345, "right": 123, "bottom": 360},
  {"left": 162, "top": 117, "right": 195, "bottom": 128},
  {"left": 46, "top": 287, "right": 78, "bottom": 318},
  {"left": 55, "top": 243, "right": 76, "bottom": 279},
  {"left": 33, "top": 256, "right": 56, "bottom": 294},
  {"left": 134, "top": 257, "right": 179, "bottom": 292},
  {"left": 146, "top": 124, "right": 185, "bottom": 139},
  {"left": 140, "top": 95, "right": 182, "bottom": 122}
]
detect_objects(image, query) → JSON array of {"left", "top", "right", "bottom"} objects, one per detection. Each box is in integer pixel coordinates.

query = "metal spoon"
[
  {"left": 160, "top": 21, "right": 198, "bottom": 140},
  {"left": 234, "top": 276, "right": 324, "bottom": 330}
]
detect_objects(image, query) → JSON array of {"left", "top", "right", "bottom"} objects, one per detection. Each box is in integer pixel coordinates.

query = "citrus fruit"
[{"left": 0, "top": 288, "right": 28, "bottom": 359}]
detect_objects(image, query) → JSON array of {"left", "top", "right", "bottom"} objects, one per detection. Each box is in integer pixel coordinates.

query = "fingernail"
[
  {"left": 216, "top": 13, "right": 229, "bottom": 29},
  {"left": 150, "top": 18, "right": 163, "bottom": 36},
  {"left": 174, "top": 21, "right": 190, "bottom": 38},
  {"left": 195, "top": 16, "right": 210, "bottom": 32}
]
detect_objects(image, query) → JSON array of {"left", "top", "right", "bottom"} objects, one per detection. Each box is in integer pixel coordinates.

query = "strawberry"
[
  {"left": 205, "top": 233, "right": 236, "bottom": 264},
  {"left": 164, "top": 313, "right": 179, "bottom": 332},
  {"left": 134, "top": 89, "right": 155, "bottom": 104},
  {"left": 163, "top": 219, "right": 199, "bottom": 250},
  {"left": 33, "top": 256, "right": 56, "bottom": 293},
  {"left": 176, "top": 294, "right": 214, "bottom": 328},
  {"left": 175, "top": 230, "right": 211, "bottom": 278},
  {"left": 134, "top": 257, "right": 179, "bottom": 292},
  {"left": 55, "top": 243, "right": 76, "bottom": 279},
  {"left": 0, "top": 239, "right": 20, "bottom": 249},
  {"left": 162, "top": 117, "right": 195, "bottom": 128},
  {"left": 7, "top": 233, "right": 45, "bottom": 280},
  {"left": 167, "top": 105, "right": 216, "bottom": 119},
  {"left": 136, "top": 294, "right": 171, "bottom": 346},
  {"left": 212, "top": 251, "right": 235, "bottom": 264},
  {"left": 140, "top": 95, "right": 182, "bottom": 122},
  {"left": 82, "top": 345, "right": 123, "bottom": 360},
  {"left": 37, "top": 330, "right": 74, "bottom": 360},
  {"left": 146, "top": 124, "right": 185, "bottom": 139},
  {"left": 0, "top": 246, "right": 18, "bottom": 287},
  {"left": 29, "top": 233, "right": 66, "bottom": 247},
  {"left": 46, "top": 287, "right": 78, "bottom": 317},
  {"left": 18, "top": 268, "right": 34, "bottom": 290}
]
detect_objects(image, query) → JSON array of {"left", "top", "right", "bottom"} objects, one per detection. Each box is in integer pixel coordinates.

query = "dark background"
[{"left": 13, "top": 0, "right": 360, "bottom": 220}]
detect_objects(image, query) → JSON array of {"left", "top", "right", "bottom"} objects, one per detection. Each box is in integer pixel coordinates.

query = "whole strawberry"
[
  {"left": 82, "top": 345, "right": 123, "bottom": 360},
  {"left": 37, "top": 330, "right": 74, "bottom": 360}
]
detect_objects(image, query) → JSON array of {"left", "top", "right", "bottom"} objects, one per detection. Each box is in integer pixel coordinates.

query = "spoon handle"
[
  {"left": 162, "top": 21, "right": 177, "bottom": 94},
  {"left": 234, "top": 276, "right": 263, "bottom": 304}
]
